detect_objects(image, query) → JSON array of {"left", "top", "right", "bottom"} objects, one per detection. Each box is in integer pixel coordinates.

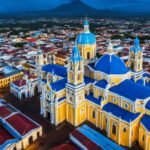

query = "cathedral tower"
[
  {"left": 76, "top": 18, "right": 96, "bottom": 63},
  {"left": 66, "top": 46, "right": 86, "bottom": 126},
  {"left": 128, "top": 36, "right": 143, "bottom": 80}
]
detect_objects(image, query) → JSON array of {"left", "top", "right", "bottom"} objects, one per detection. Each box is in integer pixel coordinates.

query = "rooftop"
[
  {"left": 102, "top": 103, "right": 140, "bottom": 122},
  {"left": 109, "top": 79, "right": 150, "bottom": 101},
  {"left": 141, "top": 114, "right": 150, "bottom": 132},
  {"left": 6, "top": 113, "right": 38, "bottom": 136}
]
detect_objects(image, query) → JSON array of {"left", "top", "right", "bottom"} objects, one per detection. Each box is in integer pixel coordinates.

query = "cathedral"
[{"left": 40, "top": 20, "right": 150, "bottom": 150}]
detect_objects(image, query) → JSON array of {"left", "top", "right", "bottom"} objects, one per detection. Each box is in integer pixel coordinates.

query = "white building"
[{"left": 10, "top": 74, "right": 40, "bottom": 100}]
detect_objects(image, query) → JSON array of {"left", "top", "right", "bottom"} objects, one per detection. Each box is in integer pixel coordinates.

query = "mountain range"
[{"left": 0, "top": 0, "right": 149, "bottom": 18}]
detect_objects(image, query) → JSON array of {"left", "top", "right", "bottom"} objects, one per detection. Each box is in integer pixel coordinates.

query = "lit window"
[{"left": 112, "top": 124, "right": 116, "bottom": 135}]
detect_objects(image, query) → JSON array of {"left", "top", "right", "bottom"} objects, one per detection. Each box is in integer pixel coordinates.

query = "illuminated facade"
[{"left": 40, "top": 31, "right": 150, "bottom": 149}]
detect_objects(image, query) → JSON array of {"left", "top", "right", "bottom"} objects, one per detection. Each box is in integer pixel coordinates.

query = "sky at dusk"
[{"left": 0, "top": 0, "right": 150, "bottom": 13}]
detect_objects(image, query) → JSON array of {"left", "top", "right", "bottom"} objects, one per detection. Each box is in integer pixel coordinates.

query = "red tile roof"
[
  {"left": 52, "top": 143, "right": 78, "bottom": 150},
  {"left": 0, "top": 106, "right": 12, "bottom": 118},
  {"left": 13, "top": 79, "right": 26, "bottom": 87},
  {"left": 0, "top": 126, "right": 14, "bottom": 145},
  {"left": 70, "top": 130, "right": 102, "bottom": 150},
  {"left": 6, "top": 113, "right": 38, "bottom": 136}
]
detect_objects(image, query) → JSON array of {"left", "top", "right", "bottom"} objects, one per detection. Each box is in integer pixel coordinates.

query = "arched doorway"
[
  {"left": 87, "top": 52, "right": 90, "bottom": 59},
  {"left": 29, "top": 136, "right": 33, "bottom": 144}
]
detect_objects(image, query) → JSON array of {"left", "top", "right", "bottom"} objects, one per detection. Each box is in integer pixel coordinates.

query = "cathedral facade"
[{"left": 40, "top": 20, "right": 150, "bottom": 150}]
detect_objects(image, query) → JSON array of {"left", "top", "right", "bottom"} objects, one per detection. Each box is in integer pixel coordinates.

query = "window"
[
  {"left": 78, "top": 75, "right": 80, "bottom": 80},
  {"left": 92, "top": 111, "right": 96, "bottom": 119},
  {"left": 124, "top": 103, "right": 129, "bottom": 109},
  {"left": 123, "top": 127, "right": 126, "bottom": 133},
  {"left": 70, "top": 97, "right": 72, "bottom": 102},
  {"left": 112, "top": 124, "right": 116, "bottom": 135},
  {"left": 142, "top": 135, "right": 145, "bottom": 141},
  {"left": 80, "top": 108, "right": 84, "bottom": 114},
  {"left": 112, "top": 98, "right": 117, "bottom": 103}
]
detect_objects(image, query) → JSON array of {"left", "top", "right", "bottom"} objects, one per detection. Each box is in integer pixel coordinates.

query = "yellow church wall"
[
  {"left": 93, "top": 87, "right": 104, "bottom": 98},
  {"left": 86, "top": 101, "right": 100, "bottom": 126},
  {"left": 57, "top": 101, "right": 66, "bottom": 124},
  {"left": 89, "top": 71, "right": 95, "bottom": 79},
  {"left": 68, "top": 71, "right": 83, "bottom": 85},
  {"left": 109, "top": 118, "right": 119, "bottom": 143},
  {"left": 95, "top": 73, "right": 101, "bottom": 80},
  {"left": 76, "top": 102, "right": 86, "bottom": 125},
  {"left": 0, "top": 72, "right": 24, "bottom": 88},
  {"left": 110, "top": 76, "right": 121, "bottom": 85},
  {"left": 77, "top": 44, "right": 96, "bottom": 60},
  {"left": 139, "top": 125, "right": 149, "bottom": 150},
  {"left": 108, "top": 94, "right": 120, "bottom": 106},
  {"left": 101, "top": 112, "right": 140, "bottom": 147},
  {"left": 119, "top": 123, "right": 130, "bottom": 146},
  {"left": 66, "top": 103, "right": 74, "bottom": 125},
  {"left": 121, "top": 100, "right": 132, "bottom": 112},
  {"left": 101, "top": 112, "right": 108, "bottom": 131},
  {"left": 131, "top": 121, "right": 140, "bottom": 144}
]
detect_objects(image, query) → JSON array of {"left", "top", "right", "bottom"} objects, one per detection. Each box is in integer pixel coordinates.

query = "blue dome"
[
  {"left": 95, "top": 54, "right": 128, "bottom": 74},
  {"left": 76, "top": 33, "right": 96, "bottom": 45}
]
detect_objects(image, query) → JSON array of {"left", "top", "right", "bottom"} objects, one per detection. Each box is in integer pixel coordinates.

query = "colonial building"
[
  {"left": 0, "top": 99, "right": 42, "bottom": 150},
  {"left": 0, "top": 65, "right": 24, "bottom": 89},
  {"left": 10, "top": 74, "right": 40, "bottom": 100},
  {"left": 40, "top": 23, "right": 150, "bottom": 150}
]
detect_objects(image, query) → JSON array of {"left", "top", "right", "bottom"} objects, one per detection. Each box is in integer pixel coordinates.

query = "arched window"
[
  {"left": 123, "top": 127, "right": 126, "bottom": 132},
  {"left": 142, "top": 135, "right": 145, "bottom": 141},
  {"left": 87, "top": 52, "right": 90, "bottom": 59},
  {"left": 112, "top": 124, "right": 116, "bottom": 135},
  {"left": 29, "top": 136, "right": 33, "bottom": 144},
  {"left": 92, "top": 111, "right": 95, "bottom": 119}
]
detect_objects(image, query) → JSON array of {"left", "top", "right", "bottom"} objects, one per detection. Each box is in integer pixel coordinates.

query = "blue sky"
[{"left": 0, "top": 0, "right": 149, "bottom": 13}]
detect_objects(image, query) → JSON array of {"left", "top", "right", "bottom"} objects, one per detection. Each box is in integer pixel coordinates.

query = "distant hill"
[
  {"left": 0, "top": 0, "right": 149, "bottom": 18},
  {"left": 47, "top": 0, "right": 114, "bottom": 17}
]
